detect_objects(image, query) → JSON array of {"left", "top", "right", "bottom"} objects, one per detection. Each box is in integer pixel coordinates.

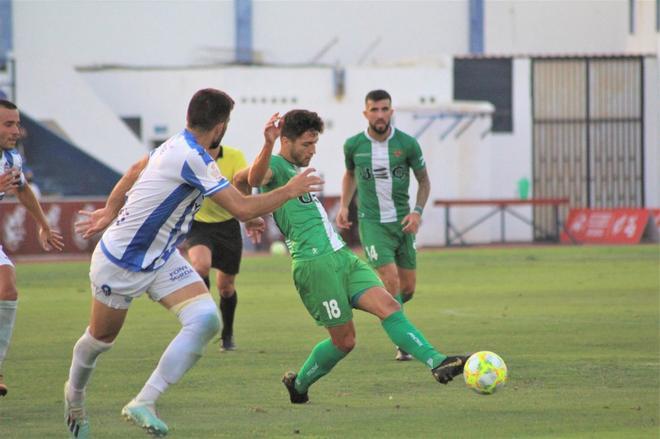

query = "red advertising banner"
[
  {"left": 561, "top": 208, "right": 651, "bottom": 244},
  {"left": 0, "top": 198, "right": 105, "bottom": 255}
]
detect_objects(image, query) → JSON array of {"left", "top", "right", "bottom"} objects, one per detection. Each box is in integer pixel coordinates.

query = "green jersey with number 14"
[
  {"left": 344, "top": 128, "right": 425, "bottom": 223},
  {"left": 260, "top": 155, "right": 345, "bottom": 260}
]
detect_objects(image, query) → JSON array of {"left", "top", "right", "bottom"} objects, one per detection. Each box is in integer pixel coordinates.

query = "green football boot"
[{"left": 121, "top": 399, "right": 169, "bottom": 437}]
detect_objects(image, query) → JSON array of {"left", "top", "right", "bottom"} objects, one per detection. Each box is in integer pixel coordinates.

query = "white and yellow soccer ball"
[
  {"left": 463, "top": 351, "right": 508, "bottom": 395},
  {"left": 269, "top": 240, "right": 287, "bottom": 256}
]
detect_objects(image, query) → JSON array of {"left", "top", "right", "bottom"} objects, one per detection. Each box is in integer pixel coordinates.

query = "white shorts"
[
  {"left": 90, "top": 245, "right": 203, "bottom": 309},
  {"left": 0, "top": 245, "right": 14, "bottom": 267}
]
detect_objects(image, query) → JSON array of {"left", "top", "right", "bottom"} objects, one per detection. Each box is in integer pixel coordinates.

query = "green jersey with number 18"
[
  {"left": 260, "top": 155, "right": 345, "bottom": 260},
  {"left": 344, "top": 128, "right": 425, "bottom": 223}
]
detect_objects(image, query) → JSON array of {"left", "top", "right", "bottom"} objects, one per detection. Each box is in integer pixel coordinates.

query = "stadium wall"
[
  {"left": 79, "top": 63, "right": 537, "bottom": 246},
  {"left": 78, "top": 64, "right": 455, "bottom": 198},
  {"left": 12, "top": 1, "right": 650, "bottom": 68},
  {"left": 8, "top": 1, "right": 658, "bottom": 246}
]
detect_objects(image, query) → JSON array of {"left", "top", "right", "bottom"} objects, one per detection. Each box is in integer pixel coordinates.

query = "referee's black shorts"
[{"left": 185, "top": 218, "right": 242, "bottom": 275}]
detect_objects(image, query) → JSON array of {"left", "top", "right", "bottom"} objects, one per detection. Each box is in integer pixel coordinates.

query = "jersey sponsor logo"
[
  {"left": 207, "top": 162, "right": 222, "bottom": 180},
  {"left": 169, "top": 265, "right": 194, "bottom": 281},
  {"left": 373, "top": 167, "right": 389, "bottom": 179},
  {"left": 359, "top": 167, "right": 373, "bottom": 180},
  {"left": 394, "top": 149, "right": 402, "bottom": 157},
  {"left": 116, "top": 207, "right": 130, "bottom": 226},
  {"left": 93, "top": 283, "right": 112, "bottom": 297},
  {"left": 298, "top": 193, "right": 315, "bottom": 204},
  {"left": 392, "top": 165, "right": 406, "bottom": 179}
]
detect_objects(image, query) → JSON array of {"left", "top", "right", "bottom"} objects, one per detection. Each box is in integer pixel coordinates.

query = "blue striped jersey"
[
  {"left": 0, "top": 148, "right": 26, "bottom": 201},
  {"left": 100, "top": 130, "right": 230, "bottom": 272}
]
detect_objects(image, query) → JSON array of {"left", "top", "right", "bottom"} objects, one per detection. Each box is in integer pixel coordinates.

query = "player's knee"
[
  {"left": 191, "top": 263, "right": 210, "bottom": 278},
  {"left": 334, "top": 335, "right": 356, "bottom": 353},
  {"left": 0, "top": 285, "right": 18, "bottom": 301},
  {"left": 218, "top": 283, "right": 235, "bottom": 298},
  {"left": 74, "top": 328, "right": 114, "bottom": 365},
  {"left": 188, "top": 254, "right": 211, "bottom": 277},
  {"left": 384, "top": 297, "right": 402, "bottom": 315},
  {"left": 383, "top": 277, "right": 400, "bottom": 296},
  {"left": 195, "top": 308, "right": 221, "bottom": 338},
  {"left": 179, "top": 297, "right": 221, "bottom": 341}
]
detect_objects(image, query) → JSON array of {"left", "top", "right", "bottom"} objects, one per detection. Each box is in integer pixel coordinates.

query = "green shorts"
[
  {"left": 358, "top": 220, "right": 417, "bottom": 269},
  {"left": 292, "top": 247, "right": 383, "bottom": 327}
]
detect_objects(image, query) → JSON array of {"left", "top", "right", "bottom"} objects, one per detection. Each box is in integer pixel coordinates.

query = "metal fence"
[{"left": 531, "top": 56, "right": 644, "bottom": 240}]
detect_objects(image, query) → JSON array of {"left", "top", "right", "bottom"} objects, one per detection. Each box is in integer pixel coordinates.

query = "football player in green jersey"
[
  {"left": 235, "top": 109, "right": 466, "bottom": 404},
  {"left": 337, "top": 89, "right": 431, "bottom": 361}
]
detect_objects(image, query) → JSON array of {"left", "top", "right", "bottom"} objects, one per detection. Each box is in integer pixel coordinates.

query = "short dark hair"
[
  {"left": 281, "top": 109, "right": 324, "bottom": 141},
  {"left": 0, "top": 100, "right": 18, "bottom": 110},
  {"left": 186, "top": 89, "right": 235, "bottom": 131},
  {"left": 365, "top": 89, "right": 392, "bottom": 104}
]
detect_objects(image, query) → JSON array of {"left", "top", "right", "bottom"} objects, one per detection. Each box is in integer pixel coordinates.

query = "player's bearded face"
[
  {"left": 288, "top": 130, "right": 319, "bottom": 167},
  {"left": 210, "top": 121, "right": 228, "bottom": 149},
  {"left": 369, "top": 120, "right": 390, "bottom": 135},
  {"left": 0, "top": 108, "right": 21, "bottom": 149},
  {"left": 364, "top": 99, "right": 393, "bottom": 136}
]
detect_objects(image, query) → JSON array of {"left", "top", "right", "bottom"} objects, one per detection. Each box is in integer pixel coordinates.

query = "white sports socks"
[
  {"left": 67, "top": 327, "right": 114, "bottom": 402},
  {"left": 135, "top": 296, "right": 220, "bottom": 404},
  {"left": 0, "top": 300, "right": 18, "bottom": 371}
]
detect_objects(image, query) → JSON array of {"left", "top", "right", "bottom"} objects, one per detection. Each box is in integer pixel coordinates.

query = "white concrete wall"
[
  {"left": 79, "top": 65, "right": 454, "bottom": 197},
  {"left": 397, "top": 59, "right": 535, "bottom": 246},
  {"left": 13, "top": 1, "right": 235, "bottom": 67},
  {"left": 627, "top": 0, "right": 660, "bottom": 53},
  {"left": 252, "top": 1, "right": 468, "bottom": 64},
  {"left": 12, "top": 1, "right": 656, "bottom": 69},
  {"left": 486, "top": 0, "right": 633, "bottom": 55},
  {"left": 396, "top": 104, "right": 496, "bottom": 246}
]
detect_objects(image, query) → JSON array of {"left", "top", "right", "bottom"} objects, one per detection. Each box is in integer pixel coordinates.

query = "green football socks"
[
  {"left": 295, "top": 338, "right": 347, "bottom": 393},
  {"left": 381, "top": 310, "right": 447, "bottom": 369}
]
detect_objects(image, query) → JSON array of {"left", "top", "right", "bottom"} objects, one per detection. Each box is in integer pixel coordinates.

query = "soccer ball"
[
  {"left": 463, "top": 351, "right": 508, "bottom": 395},
  {"left": 269, "top": 240, "right": 287, "bottom": 256}
]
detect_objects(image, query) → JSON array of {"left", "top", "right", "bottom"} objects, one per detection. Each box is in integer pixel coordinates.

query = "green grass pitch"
[{"left": 0, "top": 245, "right": 658, "bottom": 438}]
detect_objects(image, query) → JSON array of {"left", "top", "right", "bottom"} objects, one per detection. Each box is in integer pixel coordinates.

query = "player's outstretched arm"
[
  {"left": 247, "top": 113, "right": 280, "bottom": 187},
  {"left": 232, "top": 169, "right": 266, "bottom": 243},
  {"left": 75, "top": 155, "right": 149, "bottom": 239},
  {"left": 232, "top": 169, "right": 252, "bottom": 195},
  {"left": 336, "top": 170, "right": 356, "bottom": 229},
  {"left": 16, "top": 183, "right": 64, "bottom": 251},
  {"left": 211, "top": 168, "right": 322, "bottom": 222}
]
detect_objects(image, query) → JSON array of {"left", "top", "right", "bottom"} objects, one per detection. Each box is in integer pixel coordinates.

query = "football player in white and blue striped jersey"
[
  {"left": 0, "top": 146, "right": 25, "bottom": 201},
  {"left": 64, "top": 89, "right": 322, "bottom": 438},
  {"left": 0, "top": 99, "right": 64, "bottom": 398}
]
